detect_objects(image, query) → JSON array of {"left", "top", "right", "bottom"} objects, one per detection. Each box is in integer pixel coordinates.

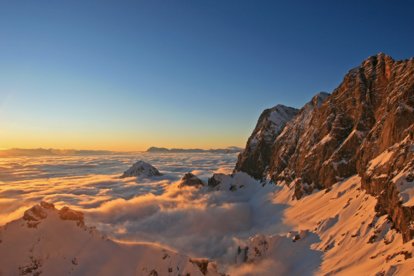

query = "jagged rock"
[
  {"left": 178, "top": 173, "right": 204, "bottom": 188},
  {"left": 22, "top": 202, "right": 85, "bottom": 229},
  {"left": 120, "top": 160, "right": 162, "bottom": 178},
  {"left": 23, "top": 202, "right": 57, "bottom": 228},
  {"left": 58, "top": 206, "right": 85, "bottom": 226},
  {"left": 207, "top": 173, "right": 227, "bottom": 188},
  {"left": 268, "top": 92, "right": 330, "bottom": 185},
  {"left": 234, "top": 105, "right": 298, "bottom": 179},
  {"left": 189, "top": 258, "right": 214, "bottom": 275},
  {"left": 269, "top": 54, "right": 414, "bottom": 196},
  {"left": 236, "top": 53, "right": 414, "bottom": 241},
  {"left": 362, "top": 132, "right": 414, "bottom": 242},
  {"left": 267, "top": 54, "right": 413, "bottom": 194},
  {"left": 0, "top": 203, "right": 214, "bottom": 275},
  {"left": 23, "top": 205, "right": 48, "bottom": 225}
]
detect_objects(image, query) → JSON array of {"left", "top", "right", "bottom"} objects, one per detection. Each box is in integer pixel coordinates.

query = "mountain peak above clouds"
[
  {"left": 0, "top": 202, "right": 217, "bottom": 276},
  {"left": 234, "top": 104, "right": 299, "bottom": 179}
]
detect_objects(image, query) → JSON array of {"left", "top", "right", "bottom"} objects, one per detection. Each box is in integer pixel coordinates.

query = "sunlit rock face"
[
  {"left": 362, "top": 135, "right": 414, "bottom": 242},
  {"left": 120, "top": 160, "right": 162, "bottom": 178},
  {"left": 268, "top": 92, "right": 330, "bottom": 189},
  {"left": 178, "top": 172, "right": 204, "bottom": 188},
  {"left": 269, "top": 54, "right": 414, "bottom": 197},
  {"left": 238, "top": 53, "right": 414, "bottom": 241},
  {"left": 234, "top": 105, "right": 299, "bottom": 179}
]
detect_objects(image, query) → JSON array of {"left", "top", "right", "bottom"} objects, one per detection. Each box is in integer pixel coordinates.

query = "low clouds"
[
  {"left": 85, "top": 173, "right": 289, "bottom": 263},
  {"left": 0, "top": 152, "right": 297, "bottom": 270}
]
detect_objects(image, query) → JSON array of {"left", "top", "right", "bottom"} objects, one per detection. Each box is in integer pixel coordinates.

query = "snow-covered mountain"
[
  {"left": 0, "top": 202, "right": 218, "bottom": 275},
  {"left": 120, "top": 160, "right": 163, "bottom": 178}
]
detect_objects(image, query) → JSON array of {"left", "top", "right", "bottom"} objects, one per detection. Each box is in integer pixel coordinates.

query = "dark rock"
[
  {"left": 207, "top": 173, "right": 228, "bottom": 188},
  {"left": 189, "top": 258, "right": 210, "bottom": 275},
  {"left": 178, "top": 173, "right": 204, "bottom": 188},
  {"left": 234, "top": 105, "right": 298, "bottom": 179}
]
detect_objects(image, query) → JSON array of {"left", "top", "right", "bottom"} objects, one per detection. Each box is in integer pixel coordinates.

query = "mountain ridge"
[{"left": 235, "top": 53, "right": 414, "bottom": 241}]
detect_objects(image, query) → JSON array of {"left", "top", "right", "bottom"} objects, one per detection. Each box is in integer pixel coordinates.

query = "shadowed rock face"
[
  {"left": 234, "top": 105, "right": 298, "bottom": 179},
  {"left": 237, "top": 53, "right": 414, "bottom": 241},
  {"left": 178, "top": 173, "right": 204, "bottom": 188},
  {"left": 207, "top": 173, "right": 228, "bottom": 189}
]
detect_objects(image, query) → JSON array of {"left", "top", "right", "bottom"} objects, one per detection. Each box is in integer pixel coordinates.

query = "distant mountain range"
[
  {"left": 0, "top": 146, "right": 243, "bottom": 157},
  {"left": 0, "top": 148, "right": 115, "bottom": 157},
  {"left": 146, "top": 146, "right": 243, "bottom": 153}
]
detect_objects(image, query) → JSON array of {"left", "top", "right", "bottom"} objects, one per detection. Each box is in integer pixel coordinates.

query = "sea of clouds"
[{"left": 0, "top": 152, "right": 305, "bottom": 273}]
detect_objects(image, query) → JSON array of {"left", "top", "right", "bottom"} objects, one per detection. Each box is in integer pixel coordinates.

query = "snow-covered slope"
[
  {"left": 0, "top": 202, "right": 217, "bottom": 276},
  {"left": 227, "top": 176, "right": 414, "bottom": 275}
]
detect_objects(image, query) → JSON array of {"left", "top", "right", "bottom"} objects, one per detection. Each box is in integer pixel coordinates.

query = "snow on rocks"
[
  {"left": 234, "top": 105, "right": 298, "bottom": 179},
  {"left": 120, "top": 160, "right": 162, "bottom": 178},
  {"left": 0, "top": 203, "right": 219, "bottom": 276},
  {"left": 231, "top": 232, "right": 321, "bottom": 275},
  {"left": 362, "top": 134, "right": 414, "bottom": 241},
  {"left": 178, "top": 172, "right": 204, "bottom": 188},
  {"left": 207, "top": 172, "right": 254, "bottom": 191},
  {"left": 278, "top": 175, "right": 414, "bottom": 275}
]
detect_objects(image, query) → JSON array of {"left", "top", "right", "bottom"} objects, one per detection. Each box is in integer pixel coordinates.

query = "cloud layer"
[{"left": 0, "top": 152, "right": 295, "bottom": 271}]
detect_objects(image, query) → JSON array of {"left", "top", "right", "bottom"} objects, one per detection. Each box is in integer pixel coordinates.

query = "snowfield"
[{"left": 0, "top": 153, "right": 413, "bottom": 275}]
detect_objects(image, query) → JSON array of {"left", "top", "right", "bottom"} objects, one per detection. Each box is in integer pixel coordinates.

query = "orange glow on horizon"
[{"left": 0, "top": 131, "right": 245, "bottom": 152}]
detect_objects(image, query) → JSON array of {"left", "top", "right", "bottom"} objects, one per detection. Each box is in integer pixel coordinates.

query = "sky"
[{"left": 0, "top": 0, "right": 413, "bottom": 151}]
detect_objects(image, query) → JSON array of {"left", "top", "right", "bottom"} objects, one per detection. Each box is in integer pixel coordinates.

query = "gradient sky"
[{"left": 1, "top": 1, "right": 414, "bottom": 151}]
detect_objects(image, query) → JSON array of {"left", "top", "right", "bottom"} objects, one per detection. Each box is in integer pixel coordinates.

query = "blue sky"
[{"left": 0, "top": 1, "right": 413, "bottom": 150}]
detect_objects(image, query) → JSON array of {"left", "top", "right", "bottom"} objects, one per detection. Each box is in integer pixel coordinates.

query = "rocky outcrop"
[
  {"left": 267, "top": 92, "right": 330, "bottom": 187},
  {"left": 361, "top": 131, "right": 414, "bottom": 242},
  {"left": 234, "top": 105, "right": 298, "bottom": 179},
  {"left": 178, "top": 173, "right": 204, "bottom": 188},
  {"left": 267, "top": 54, "right": 414, "bottom": 194},
  {"left": 22, "top": 202, "right": 85, "bottom": 228},
  {"left": 208, "top": 173, "right": 229, "bottom": 189},
  {"left": 238, "top": 53, "right": 414, "bottom": 241},
  {"left": 120, "top": 161, "right": 162, "bottom": 178}
]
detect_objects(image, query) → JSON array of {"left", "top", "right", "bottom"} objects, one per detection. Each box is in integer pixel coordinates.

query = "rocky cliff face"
[
  {"left": 362, "top": 130, "right": 414, "bottom": 242},
  {"left": 237, "top": 53, "right": 414, "bottom": 241},
  {"left": 234, "top": 105, "right": 298, "bottom": 179},
  {"left": 268, "top": 92, "right": 330, "bottom": 188}
]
